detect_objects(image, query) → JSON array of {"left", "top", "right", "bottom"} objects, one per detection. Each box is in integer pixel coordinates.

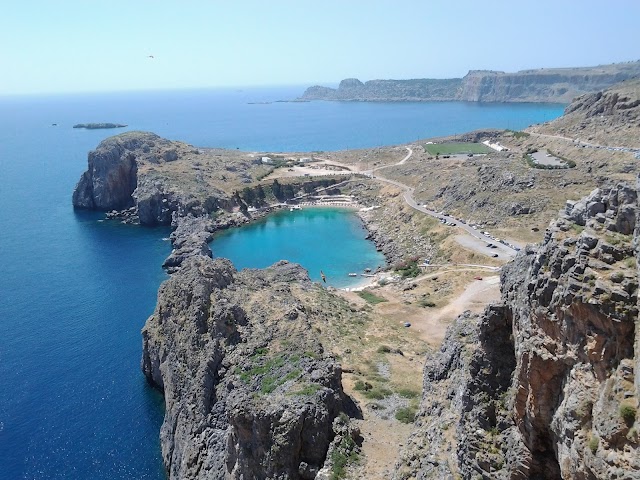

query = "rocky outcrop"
[
  {"left": 72, "top": 132, "right": 169, "bottom": 211},
  {"left": 142, "top": 256, "right": 357, "bottom": 479},
  {"left": 534, "top": 78, "right": 640, "bottom": 150},
  {"left": 396, "top": 184, "right": 640, "bottom": 479},
  {"left": 299, "top": 61, "right": 640, "bottom": 103}
]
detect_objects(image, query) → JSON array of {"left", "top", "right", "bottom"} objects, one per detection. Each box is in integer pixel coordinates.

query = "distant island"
[
  {"left": 299, "top": 60, "right": 640, "bottom": 103},
  {"left": 73, "top": 123, "right": 127, "bottom": 129}
]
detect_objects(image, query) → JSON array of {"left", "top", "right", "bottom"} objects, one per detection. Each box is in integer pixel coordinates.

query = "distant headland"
[
  {"left": 73, "top": 123, "right": 127, "bottom": 129},
  {"left": 299, "top": 60, "right": 640, "bottom": 103}
]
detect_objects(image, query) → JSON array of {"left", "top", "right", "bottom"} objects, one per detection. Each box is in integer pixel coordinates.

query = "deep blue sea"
[{"left": 0, "top": 86, "right": 564, "bottom": 479}]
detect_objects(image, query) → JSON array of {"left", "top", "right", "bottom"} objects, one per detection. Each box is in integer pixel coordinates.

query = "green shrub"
[
  {"left": 588, "top": 435, "right": 599, "bottom": 454},
  {"left": 620, "top": 404, "right": 637, "bottom": 424},
  {"left": 418, "top": 298, "right": 436, "bottom": 308},
  {"left": 395, "top": 406, "right": 418, "bottom": 424}
]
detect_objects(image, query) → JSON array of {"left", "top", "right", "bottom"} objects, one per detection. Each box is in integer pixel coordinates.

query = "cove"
[{"left": 211, "top": 208, "right": 385, "bottom": 288}]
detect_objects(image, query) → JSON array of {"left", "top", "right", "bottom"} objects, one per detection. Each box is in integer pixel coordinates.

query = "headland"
[{"left": 299, "top": 60, "right": 640, "bottom": 104}]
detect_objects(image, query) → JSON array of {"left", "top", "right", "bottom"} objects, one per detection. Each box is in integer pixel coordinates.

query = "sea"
[{"left": 0, "top": 86, "right": 564, "bottom": 479}]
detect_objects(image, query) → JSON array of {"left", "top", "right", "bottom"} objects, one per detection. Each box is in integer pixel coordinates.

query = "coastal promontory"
[
  {"left": 142, "top": 256, "right": 360, "bottom": 479},
  {"left": 299, "top": 61, "right": 640, "bottom": 103}
]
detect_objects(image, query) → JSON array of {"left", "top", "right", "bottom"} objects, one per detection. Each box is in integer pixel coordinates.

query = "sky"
[{"left": 1, "top": 0, "right": 639, "bottom": 95}]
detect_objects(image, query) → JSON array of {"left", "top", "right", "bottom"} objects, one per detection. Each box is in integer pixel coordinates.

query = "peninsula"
[
  {"left": 299, "top": 60, "right": 640, "bottom": 103},
  {"left": 73, "top": 78, "right": 640, "bottom": 479}
]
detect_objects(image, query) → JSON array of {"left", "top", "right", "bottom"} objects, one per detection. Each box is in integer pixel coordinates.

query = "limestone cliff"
[
  {"left": 299, "top": 61, "right": 640, "bottom": 103},
  {"left": 396, "top": 184, "right": 640, "bottom": 479},
  {"left": 142, "top": 256, "right": 359, "bottom": 479}
]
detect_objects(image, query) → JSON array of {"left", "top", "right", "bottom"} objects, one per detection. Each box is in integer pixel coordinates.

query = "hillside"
[
  {"left": 530, "top": 78, "right": 640, "bottom": 148},
  {"left": 299, "top": 61, "right": 640, "bottom": 103},
  {"left": 394, "top": 184, "right": 640, "bottom": 479}
]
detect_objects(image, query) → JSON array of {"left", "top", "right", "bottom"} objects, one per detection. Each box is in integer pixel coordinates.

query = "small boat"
[{"left": 348, "top": 273, "right": 358, "bottom": 277}]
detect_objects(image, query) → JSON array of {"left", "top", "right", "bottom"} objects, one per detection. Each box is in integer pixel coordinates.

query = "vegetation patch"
[
  {"left": 397, "top": 388, "right": 420, "bottom": 399},
  {"left": 506, "top": 129, "right": 530, "bottom": 139},
  {"left": 395, "top": 406, "right": 418, "bottom": 424},
  {"left": 394, "top": 258, "right": 421, "bottom": 278},
  {"left": 291, "top": 382, "right": 322, "bottom": 396},
  {"left": 620, "top": 403, "right": 637, "bottom": 424},
  {"left": 588, "top": 434, "right": 599, "bottom": 454},
  {"left": 362, "top": 385, "right": 393, "bottom": 400},
  {"left": 330, "top": 435, "right": 359, "bottom": 480},
  {"left": 424, "top": 142, "right": 491, "bottom": 156},
  {"left": 357, "top": 291, "right": 387, "bottom": 305},
  {"left": 418, "top": 298, "right": 436, "bottom": 308}
]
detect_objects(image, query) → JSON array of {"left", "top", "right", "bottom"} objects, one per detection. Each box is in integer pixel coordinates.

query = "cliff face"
[
  {"left": 142, "top": 256, "right": 358, "bottom": 479},
  {"left": 396, "top": 184, "right": 640, "bottom": 479},
  {"left": 299, "top": 61, "right": 640, "bottom": 103},
  {"left": 71, "top": 133, "right": 159, "bottom": 210}
]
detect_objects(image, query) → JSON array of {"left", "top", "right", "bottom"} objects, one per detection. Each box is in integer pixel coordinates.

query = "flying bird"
[
  {"left": 320, "top": 270, "right": 326, "bottom": 283},
  {"left": 148, "top": 55, "right": 155, "bottom": 59}
]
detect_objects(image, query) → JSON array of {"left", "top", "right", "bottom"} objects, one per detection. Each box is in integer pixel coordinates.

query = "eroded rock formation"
[
  {"left": 396, "top": 184, "right": 640, "bottom": 479},
  {"left": 142, "top": 256, "right": 359, "bottom": 479}
]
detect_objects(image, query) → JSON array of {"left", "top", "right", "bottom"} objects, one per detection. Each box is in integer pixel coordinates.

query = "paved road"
[
  {"left": 362, "top": 147, "right": 518, "bottom": 260},
  {"left": 286, "top": 145, "right": 519, "bottom": 260}
]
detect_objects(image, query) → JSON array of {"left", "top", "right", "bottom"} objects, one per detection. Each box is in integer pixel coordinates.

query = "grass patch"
[
  {"left": 397, "top": 388, "right": 420, "bottom": 399},
  {"left": 570, "top": 223, "right": 585, "bottom": 235},
  {"left": 353, "top": 380, "right": 370, "bottom": 391},
  {"left": 424, "top": 142, "right": 491, "bottom": 155},
  {"left": 588, "top": 434, "right": 599, "bottom": 454},
  {"left": 357, "top": 291, "right": 387, "bottom": 305},
  {"left": 377, "top": 345, "right": 392, "bottom": 353},
  {"left": 362, "top": 386, "right": 393, "bottom": 400},
  {"left": 238, "top": 355, "right": 287, "bottom": 383},
  {"left": 330, "top": 435, "right": 359, "bottom": 480},
  {"left": 395, "top": 406, "right": 418, "bottom": 424},
  {"left": 291, "top": 382, "right": 322, "bottom": 396}
]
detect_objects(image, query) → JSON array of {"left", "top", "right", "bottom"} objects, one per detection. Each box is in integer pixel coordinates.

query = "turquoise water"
[
  {"left": 0, "top": 86, "right": 563, "bottom": 479},
  {"left": 212, "top": 208, "right": 385, "bottom": 288}
]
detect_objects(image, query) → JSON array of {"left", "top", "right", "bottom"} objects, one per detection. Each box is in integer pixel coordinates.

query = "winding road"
[{"left": 363, "top": 147, "right": 519, "bottom": 260}]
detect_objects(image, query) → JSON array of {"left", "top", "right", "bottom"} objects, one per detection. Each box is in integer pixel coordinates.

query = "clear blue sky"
[{"left": 2, "top": 0, "right": 639, "bottom": 95}]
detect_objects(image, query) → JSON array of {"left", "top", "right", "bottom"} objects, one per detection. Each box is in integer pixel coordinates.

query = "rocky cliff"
[
  {"left": 533, "top": 78, "right": 640, "bottom": 149},
  {"left": 299, "top": 61, "right": 640, "bottom": 103},
  {"left": 395, "top": 184, "right": 640, "bottom": 479},
  {"left": 142, "top": 255, "right": 360, "bottom": 479}
]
